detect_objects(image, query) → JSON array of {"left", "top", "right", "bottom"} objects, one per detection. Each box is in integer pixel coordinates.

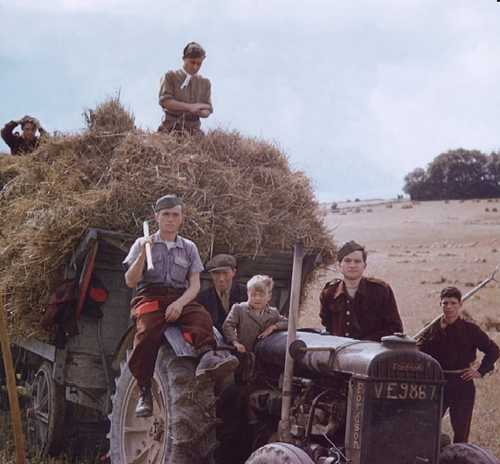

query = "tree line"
[{"left": 403, "top": 149, "right": 500, "bottom": 201}]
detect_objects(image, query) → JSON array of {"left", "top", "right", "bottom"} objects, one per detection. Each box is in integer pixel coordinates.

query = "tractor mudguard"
[{"left": 163, "top": 326, "right": 225, "bottom": 358}]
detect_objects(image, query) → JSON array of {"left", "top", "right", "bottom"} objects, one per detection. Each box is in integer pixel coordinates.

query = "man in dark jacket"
[
  {"left": 319, "top": 240, "right": 403, "bottom": 341},
  {"left": 1, "top": 115, "right": 46, "bottom": 155},
  {"left": 417, "top": 286, "right": 499, "bottom": 443},
  {"left": 197, "top": 254, "right": 246, "bottom": 332}
]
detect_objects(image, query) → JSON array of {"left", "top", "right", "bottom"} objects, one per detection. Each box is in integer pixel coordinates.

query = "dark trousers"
[
  {"left": 128, "top": 288, "right": 215, "bottom": 388},
  {"left": 442, "top": 375, "right": 475, "bottom": 443}
]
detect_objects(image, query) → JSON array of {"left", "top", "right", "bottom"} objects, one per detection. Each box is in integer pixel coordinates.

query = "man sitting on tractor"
[
  {"left": 123, "top": 194, "right": 238, "bottom": 417},
  {"left": 197, "top": 253, "right": 246, "bottom": 333}
]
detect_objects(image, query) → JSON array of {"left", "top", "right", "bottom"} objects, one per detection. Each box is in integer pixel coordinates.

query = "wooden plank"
[{"left": 0, "top": 292, "right": 27, "bottom": 463}]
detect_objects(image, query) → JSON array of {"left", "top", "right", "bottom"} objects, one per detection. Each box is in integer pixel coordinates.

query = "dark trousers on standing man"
[{"left": 443, "top": 374, "right": 475, "bottom": 443}]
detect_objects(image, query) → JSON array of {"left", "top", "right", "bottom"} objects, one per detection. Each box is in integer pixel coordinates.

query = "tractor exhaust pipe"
[{"left": 278, "top": 242, "right": 304, "bottom": 442}]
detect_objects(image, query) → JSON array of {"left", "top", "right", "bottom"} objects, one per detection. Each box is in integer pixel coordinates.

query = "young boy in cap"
[
  {"left": 223, "top": 275, "right": 288, "bottom": 353},
  {"left": 158, "top": 41, "right": 213, "bottom": 135},
  {"left": 123, "top": 194, "right": 238, "bottom": 417},
  {"left": 319, "top": 240, "right": 403, "bottom": 341},
  {"left": 197, "top": 254, "right": 247, "bottom": 332},
  {"left": 417, "top": 286, "right": 499, "bottom": 443}
]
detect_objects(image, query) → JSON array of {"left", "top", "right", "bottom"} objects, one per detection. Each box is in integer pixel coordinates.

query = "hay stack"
[{"left": 0, "top": 98, "right": 334, "bottom": 339}]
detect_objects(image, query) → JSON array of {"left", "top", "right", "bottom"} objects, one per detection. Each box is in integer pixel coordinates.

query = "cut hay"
[{"left": 0, "top": 98, "right": 334, "bottom": 339}]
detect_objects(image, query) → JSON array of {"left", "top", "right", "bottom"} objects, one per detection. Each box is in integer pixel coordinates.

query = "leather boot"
[
  {"left": 135, "top": 385, "right": 153, "bottom": 418},
  {"left": 196, "top": 349, "right": 239, "bottom": 381}
]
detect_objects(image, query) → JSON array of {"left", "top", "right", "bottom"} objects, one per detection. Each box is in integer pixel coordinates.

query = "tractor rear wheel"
[
  {"left": 108, "top": 344, "right": 216, "bottom": 464},
  {"left": 245, "top": 442, "right": 315, "bottom": 464},
  {"left": 439, "top": 443, "right": 499, "bottom": 464}
]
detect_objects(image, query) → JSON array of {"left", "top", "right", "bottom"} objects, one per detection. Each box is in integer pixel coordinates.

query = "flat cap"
[
  {"left": 154, "top": 194, "right": 183, "bottom": 212},
  {"left": 337, "top": 240, "right": 365, "bottom": 262},
  {"left": 206, "top": 254, "right": 237, "bottom": 272}
]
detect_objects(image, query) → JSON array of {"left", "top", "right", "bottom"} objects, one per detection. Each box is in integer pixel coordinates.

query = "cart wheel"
[
  {"left": 27, "top": 362, "right": 66, "bottom": 455},
  {"left": 245, "top": 442, "right": 315, "bottom": 464},
  {"left": 108, "top": 345, "right": 216, "bottom": 464}
]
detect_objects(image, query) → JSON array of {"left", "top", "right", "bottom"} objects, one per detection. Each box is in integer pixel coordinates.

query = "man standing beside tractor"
[
  {"left": 123, "top": 194, "right": 238, "bottom": 417},
  {"left": 418, "top": 286, "right": 499, "bottom": 443},
  {"left": 319, "top": 240, "right": 403, "bottom": 341}
]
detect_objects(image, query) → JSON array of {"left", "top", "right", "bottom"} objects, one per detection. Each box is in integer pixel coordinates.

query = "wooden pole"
[
  {"left": 0, "top": 291, "right": 26, "bottom": 463},
  {"left": 414, "top": 264, "right": 499, "bottom": 339},
  {"left": 143, "top": 220, "right": 154, "bottom": 271},
  {"left": 278, "top": 242, "right": 304, "bottom": 442}
]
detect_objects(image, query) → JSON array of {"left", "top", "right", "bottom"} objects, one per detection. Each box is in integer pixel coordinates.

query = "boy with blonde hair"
[{"left": 223, "top": 275, "right": 287, "bottom": 352}]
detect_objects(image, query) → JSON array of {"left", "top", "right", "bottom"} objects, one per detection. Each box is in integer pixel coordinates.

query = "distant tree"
[
  {"left": 403, "top": 168, "right": 429, "bottom": 200},
  {"left": 403, "top": 149, "right": 500, "bottom": 201}
]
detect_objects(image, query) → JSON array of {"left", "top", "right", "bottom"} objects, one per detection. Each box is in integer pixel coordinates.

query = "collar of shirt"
[
  {"left": 245, "top": 302, "right": 270, "bottom": 315},
  {"left": 152, "top": 232, "right": 184, "bottom": 249},
  {"left": 180, "top": 69, "right": 192, "bottom": 90},
  {"left": 439, "top": 315, "right": 463, "bottom": 330},
  {"left": 333, "top": 278, "right": 367, "bottom": 300}
]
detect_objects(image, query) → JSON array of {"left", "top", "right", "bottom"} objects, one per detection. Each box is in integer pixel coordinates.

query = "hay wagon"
[{"left": 9, "top": 227, "right": 318, "bottom": 458}]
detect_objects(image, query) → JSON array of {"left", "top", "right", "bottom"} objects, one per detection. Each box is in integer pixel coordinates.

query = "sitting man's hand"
[
  {"left": 257, "top": 324, "right": 277, "bottom": 339},
  {"left": 461, "top": 367, "right": 481, "bottom": 382},
  {"left": 233, "top": 341, "right": 246, "bottom": 353},
  {"left": 165, "top": 300, "right": 184, "bottom": 322}
]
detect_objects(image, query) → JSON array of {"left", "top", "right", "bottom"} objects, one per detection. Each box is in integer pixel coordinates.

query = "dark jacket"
[
  {"left": 319, "top": 277, "right": 403, "bottom": 341},
  {"left": 197, "top": 282, "right": 247, "bottom": 332},
  {"left": 417, "top": 317, "right": 499, "bottom": 376},
  {"left": 1, "top": 121, "right": 45, "bottom": 155}
]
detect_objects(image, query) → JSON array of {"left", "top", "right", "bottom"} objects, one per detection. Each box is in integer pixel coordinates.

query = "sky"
[{"left": 1, "top": 0, "right": 500, "bottom": 200}]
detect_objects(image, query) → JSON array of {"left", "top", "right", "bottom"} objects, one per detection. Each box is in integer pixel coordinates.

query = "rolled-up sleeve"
[
  {"left": 159, "top": 71, "right": 176, "bottom": 106},
  {"left": 123, "top": 238, "right": 141, "bottom": 269},
  {"left": 187, "top": 243, "right": 204, "bottom": 274}
]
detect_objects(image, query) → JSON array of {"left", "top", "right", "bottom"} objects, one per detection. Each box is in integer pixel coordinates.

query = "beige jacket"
[{"left": 223, "top": 302, "right": 288, "bottom": 352}]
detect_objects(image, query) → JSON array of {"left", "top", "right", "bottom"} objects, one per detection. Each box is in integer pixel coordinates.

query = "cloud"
[{"left": 1, "top": 1, "right": 500, "bottom": 200}]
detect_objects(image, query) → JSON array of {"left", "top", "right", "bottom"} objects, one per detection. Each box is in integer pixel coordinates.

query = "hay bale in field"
[{"left": 0, "top": 98, "right": 335, "bottom": 338}]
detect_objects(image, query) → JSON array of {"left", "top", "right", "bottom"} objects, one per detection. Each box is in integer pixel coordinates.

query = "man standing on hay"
[
  {"left": 319, "top": 240, "right": 403, "bottom": 341},
  {"left": 158, "top": 41, "right": 213, "bottom": 135},
  {"left": 1, "top": 115, "right": 47, "bottom": 155},
  {"left": 123, "top": 194, "right": 238, "bottom": 417}
]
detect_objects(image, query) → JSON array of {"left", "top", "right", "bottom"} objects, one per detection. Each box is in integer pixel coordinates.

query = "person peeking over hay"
[
  {"left": 123, "top": 194, "right": 238, "bottom": 418},
  {"left": 1, "top": 115, "right": 47, "bottom": 155},
  {"left": 222, "top": 275, "right": 288, "bottom": 354},
  {"left": 158, "top": 41, "right": 213, "bottom": 136},
  {"left": 417, "top": 286, "right": 499, "bottom": 444}
]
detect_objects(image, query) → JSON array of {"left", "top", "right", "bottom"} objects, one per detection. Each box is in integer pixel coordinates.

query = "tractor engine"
[{"left": 255, "top": 331, "right": 445, "bottom": 464}]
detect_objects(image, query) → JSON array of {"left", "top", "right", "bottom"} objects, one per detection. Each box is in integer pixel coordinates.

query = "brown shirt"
[
  {"left": 158, "top": 69, "right": 213, "bottom": 130},
  {"left": 417, "top": 317, "right": 499, "bottom": 376},
  {"left": 319, "top": 277, "right": 403, "bottom": 341}
]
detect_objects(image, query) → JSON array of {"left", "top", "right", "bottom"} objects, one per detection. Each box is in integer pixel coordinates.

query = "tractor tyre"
[
  {"left": 245, "top": 442, "right": 315, "bottom": 464},
  {"left": 440, "top": 443, "right": 499, "bottom": 464},
  {"left": 108, "top": 344, "right": 216, "bottom": 464}
]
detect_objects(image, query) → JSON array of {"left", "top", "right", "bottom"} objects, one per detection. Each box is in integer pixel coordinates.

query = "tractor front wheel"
[{"left": 245, "top": 442, "right": 315, "bottom": 464}]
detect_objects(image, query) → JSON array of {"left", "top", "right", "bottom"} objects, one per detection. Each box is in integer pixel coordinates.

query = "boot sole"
[{"left": 196, "top": 357, "right": 239, "bottom": 380}]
